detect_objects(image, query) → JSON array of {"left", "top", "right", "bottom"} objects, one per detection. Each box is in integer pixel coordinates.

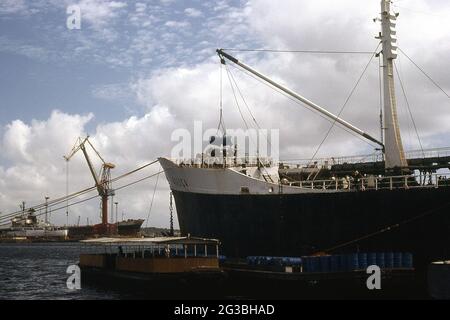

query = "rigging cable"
[
  {"left": 392, "top": 4, "right": 448, "bottom": 18},
  {"left": 0, "top": 185, "right": 98, "bottom": 223},
  {"left": 0, "top": 170, "right": 164, "bottom": 227},
  {"left": 227, "top": 66, "right": 263, "bottom": 130},
  {"left": 321, "top": 200, "right": 450, "bottom": 254},
  {"left": 222, "top": 49, "right": 374, "bottom": 54},
  {"left": 145, "top": 167, "right": 161, "bottom": 228},
  {"left": 216, "top": 60, "right": 226, "bottom": 135},
  {"left": 396, "top": 54, "right": 415, "bottom": 150},
  {"left": 226, "top": 62, "right": 378, "bottom": 151},
  {"left": 398, "top": 47, "right": 450, "bottom": 99},
  {"left": 0, "top": 194, "right": 100, "bottom": 227},
  {"left": 224, "top": 65, "right": 274, "bottom": 180},
  {"left": 378, "top": 54, "right": 384, "bottom": 144},
  {"left": 66, "top": 159, "right": 69, "bottom": 226},
  {"left": 0, "top": 159, "right": 159, "bottom": 223},
  {"left": 224, "top": 64, "right": 250, "bottom": 130},
  {"left": 307, "top": 42, "right": 382, "bottom": 173},
  {"left": 227, "top": 65, "right": 276, "bottom": 165},
  {"left": 111, "top": 159, "right": 159, "bottom": 183},
  {"left": 115, "top": 170, "right": 163, "bottom": 192},
  {"left": 394, "top": 61, "right": 425, "bottom": 157}
]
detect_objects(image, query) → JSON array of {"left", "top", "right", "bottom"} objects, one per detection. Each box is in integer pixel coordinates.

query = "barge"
[
  {"left": 222, "top": 253, "right": 423, "bottom": 299},
  {"left": 78, "top": 236, "right": 225, "bottom": 299}
]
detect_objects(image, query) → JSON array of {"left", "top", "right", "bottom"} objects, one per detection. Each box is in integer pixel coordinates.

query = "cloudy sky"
[{"left": 0, "top": 0, "right": 449, "bottom": 228}]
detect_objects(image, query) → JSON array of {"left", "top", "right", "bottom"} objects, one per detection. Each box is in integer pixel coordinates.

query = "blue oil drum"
[
  {"left": 402, "top": 253, "right": 413, "bottom": 268},
  {"left": 338, "top": 255, "right": 347, "bottom": 272},
  {"left": 358, "top": 253, "right": 368, "bottom": 270},
  {"left": 393, "top": 252, "right": 402, "bottom": 268},
  {"left": 306, "top": 256, "right": 316, "bottom": 272},
  {"left": 385, "top": 252, "right": 394, "bottom": 269},
  {"left": 310, "top": 256, "right": 320, "bottom": 272},
  {"left": 368, "top": 252, "right": 377, "bottom": 266},
  {"left": 330, "top": 255, "right": 340, "bottom": 272},
  {"left": 347, "top": 253, "right": 359, "bottom": 271},
  {"left": 320, "top": 256, "right": 330, "bottom": 273},
  {"left": 376, "top": 252, "right": 385, "bottom": 269},
  {"left": 301, "top": 257, "right": 311, "bottom": 272}
]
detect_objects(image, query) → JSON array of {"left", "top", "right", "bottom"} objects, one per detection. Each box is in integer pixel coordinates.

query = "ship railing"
[
  {"left": 359, "top": 172, "right": 450, "bottom": 191},
  {"left": 169, "top": 147, "right": 450, "bottom": 170},
  {"left": 286, "top": 172, "right": 450, "bottom": 191},
  {"left": 405, "top": 147, "right": 450, "bottom": 160},
  {"left": 287, "top": 178, "right": 350, "bottom": 190},
  {"left": 171, "top": 156, "right": 276, "bottom": 168},
  {"left": 80, "top": 242, "right": 220, "bottom": 259},
  {"left": 279, "top": 146, "right": 450, "bottom": 170},
  {"left": 280, "top": 153, "right": 384, "bottom": 169}
]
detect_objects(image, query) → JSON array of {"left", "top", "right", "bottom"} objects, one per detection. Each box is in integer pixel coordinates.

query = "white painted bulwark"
[{"left": 159, "top": 157, "right": 342, "bottom": 195}]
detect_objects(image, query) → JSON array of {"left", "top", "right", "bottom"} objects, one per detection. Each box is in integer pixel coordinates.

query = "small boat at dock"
[{"left": 78, "top": 236, "right": 225, "bottom": 299}]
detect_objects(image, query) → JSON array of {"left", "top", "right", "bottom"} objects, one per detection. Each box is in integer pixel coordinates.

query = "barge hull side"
[{"left": 172, "top": 187, "right": 450, "bottom": 268}]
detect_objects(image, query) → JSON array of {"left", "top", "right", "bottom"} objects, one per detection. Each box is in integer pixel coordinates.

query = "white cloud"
[
  {"left": 164, "top": 20, "right": 190, "bottom": 28},
  {"left": 0, "top": 36, "right": 50, "bottom": 62},
  {"left": 0, "top": 111, "right": 95, "bottom": 220},
  {"left": 2, "top": 111, "right": 94, "bottom": 165},
  {"left": 160, "top": 0, "right": 175, "bottom": 5},
  {"left": 0, "top": 0, "right": 27, "bottom": 15},
  {"left": 184, "top": 7, "right": 202, "bottom": 18},
  {"left": 0, "top": 109, "right": 175, "bottom": 228},
  {"left": 76, "top": 0, "right": 127, "bottom": 29},
  {"left": 135, "top": 2, "right": 146, "bottom": 13},
  {"left": 91, "top": 83, "right": 133, "bottom": 101}
]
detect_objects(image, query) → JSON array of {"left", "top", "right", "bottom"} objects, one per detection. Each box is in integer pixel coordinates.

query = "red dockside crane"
[{"left": 64, "top": 136, "right": 115, "bottom": 234}]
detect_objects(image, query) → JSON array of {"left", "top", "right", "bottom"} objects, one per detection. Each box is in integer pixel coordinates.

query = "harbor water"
[{"left": 0, "top": 243, "right": 139, "bottom": 300}]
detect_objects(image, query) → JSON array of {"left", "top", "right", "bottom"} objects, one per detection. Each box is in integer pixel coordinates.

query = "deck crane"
[{"left": 64, "top": 136, "right": 115, "bottom": 233}]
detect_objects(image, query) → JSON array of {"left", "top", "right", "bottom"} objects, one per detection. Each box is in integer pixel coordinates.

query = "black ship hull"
[{"left": 173, "top": 187, "right": 450, "bottom": 269}]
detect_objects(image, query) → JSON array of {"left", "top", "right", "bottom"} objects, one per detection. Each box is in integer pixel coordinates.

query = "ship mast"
[
  {"left": 217, "top": 0, "right": 412, "bottom": 170},
  {"left": 379, "top": 0, "right": 407, "bottom": 170}
]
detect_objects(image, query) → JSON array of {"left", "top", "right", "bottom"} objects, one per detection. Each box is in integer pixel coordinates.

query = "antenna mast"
[{"left": 379, "top": 0, "right": 407, "bottom": 169}]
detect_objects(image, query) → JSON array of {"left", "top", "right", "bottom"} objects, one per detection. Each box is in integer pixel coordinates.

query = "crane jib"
[{"left": 216, "top": 49, "right": 385, "bottom": 150}]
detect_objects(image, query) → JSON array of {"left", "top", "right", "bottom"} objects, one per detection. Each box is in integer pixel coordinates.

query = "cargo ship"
[
  {"left": 0, "top": 209, "right": 68, "bottom": 239},
  {"left": 159, "top": 0, "right": 450, "bottom": 269},
  {"left": 67, "top": 219, "right": 144, "bottom": 239},
  {"left": 116, "top": 219, "right": 145, "bottom": 236}
]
